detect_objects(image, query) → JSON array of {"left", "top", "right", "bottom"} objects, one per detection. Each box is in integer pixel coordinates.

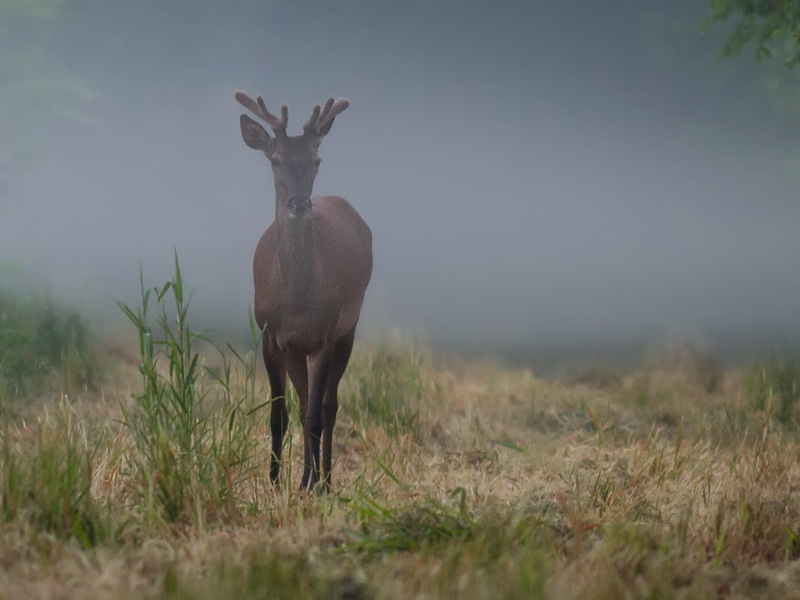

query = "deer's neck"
[{"left": 275, "top": 201, "right": 315, "bottom": 300}]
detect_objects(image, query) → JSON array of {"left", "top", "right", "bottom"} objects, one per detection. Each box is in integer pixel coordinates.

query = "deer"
[{"left": 235, "top": 90, "right": 372, "bottom": 492}]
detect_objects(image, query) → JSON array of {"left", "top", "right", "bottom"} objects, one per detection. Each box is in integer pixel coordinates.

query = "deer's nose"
[{"left": 288, "top": 196, "right": 312, "bottom": 216}]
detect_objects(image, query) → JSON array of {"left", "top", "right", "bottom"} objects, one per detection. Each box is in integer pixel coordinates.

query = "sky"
[{"left": 1, "top": 0, "right": 799, "bottom": 364}]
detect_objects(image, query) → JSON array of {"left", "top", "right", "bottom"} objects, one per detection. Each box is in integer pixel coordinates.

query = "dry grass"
[{"left": 1, "top": 340, "right": 800, "bottom": 599}]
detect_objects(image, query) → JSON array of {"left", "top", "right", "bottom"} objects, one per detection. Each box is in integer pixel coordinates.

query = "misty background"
[{"left": 1, "top": 0, "right": 799, "bottom": 367}]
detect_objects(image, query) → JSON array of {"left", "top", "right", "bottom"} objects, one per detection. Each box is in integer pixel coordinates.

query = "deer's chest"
[{"left": 260, "top": 293, "right": 338, "bottom": 354}]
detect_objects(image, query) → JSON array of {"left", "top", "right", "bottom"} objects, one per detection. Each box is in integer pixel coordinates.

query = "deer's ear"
[{"left": 240, "top": 114, "right": 275, "bottom": 154}]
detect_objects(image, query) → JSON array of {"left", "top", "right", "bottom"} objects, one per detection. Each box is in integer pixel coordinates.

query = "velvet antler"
[
  {"left": 235, "top": 91, "right": 288, "bottom": 135},
  {"left": 303, "top": 97, "right": 349, "bottom": 135}
]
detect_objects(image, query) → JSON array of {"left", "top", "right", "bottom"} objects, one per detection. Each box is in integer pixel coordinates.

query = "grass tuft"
[
  {"left": 342, "top": 487, "right": 474, "bottom": 554},
  {"left": 1, "top": 402, "right": 111, "bottom": 547},
  {"left": 342, "top": 345, "right": 438, "bottom": 442},
  {"left": 116, "top": 252, "right": 266, "bottom": 526},
  {"left": 745, "top": 356, "right": 800, "bottom": 427},
  {"left": 157, "top": 550, "right": 371, "bottom": 600}
]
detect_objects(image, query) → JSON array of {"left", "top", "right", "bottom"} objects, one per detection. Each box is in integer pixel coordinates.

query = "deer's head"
[{"left": 236, "top": 92, "right": 349, "bottom": 218}]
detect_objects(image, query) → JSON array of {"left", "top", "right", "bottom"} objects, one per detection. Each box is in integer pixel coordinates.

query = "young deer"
[{"left": 236, "top": 91, "right": 372, "bottom": 491}]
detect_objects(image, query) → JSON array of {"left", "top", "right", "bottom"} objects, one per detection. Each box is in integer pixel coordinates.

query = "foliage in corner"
[{"left": 703, "top": 0, "right": 800, "bottom": 67}]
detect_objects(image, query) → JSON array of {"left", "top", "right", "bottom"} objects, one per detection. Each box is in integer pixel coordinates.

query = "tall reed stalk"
[{"left": 117, "top": 251, "right": 265, "bottom": 525}]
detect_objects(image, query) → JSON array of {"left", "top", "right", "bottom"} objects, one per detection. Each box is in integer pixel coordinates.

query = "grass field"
[{"left": 2, "top": 275, "right": 800, "bottom": 598}]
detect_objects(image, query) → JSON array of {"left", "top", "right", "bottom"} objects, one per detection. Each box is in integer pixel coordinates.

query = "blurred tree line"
[
  {"left": 0, "top": 0, "right": 92, "bottom": 197},
  {"left": 0, "top": 1, "right": 97, "bottom": 399},
  {"left": 1, "top": 0, "right": 61, "bottom": 194}
]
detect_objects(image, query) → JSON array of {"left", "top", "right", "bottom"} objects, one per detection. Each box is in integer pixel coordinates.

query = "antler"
[
  {"left": 235, "top": 91, "right": 288, "bottom": 135},
  {"left": 303, "top": 97, "right": 349, "bottom": 135}
]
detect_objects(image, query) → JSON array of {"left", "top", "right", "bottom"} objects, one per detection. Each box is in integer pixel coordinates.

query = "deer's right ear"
[{"left": 240, "top": 114, "right": 275, "bottom": 154}]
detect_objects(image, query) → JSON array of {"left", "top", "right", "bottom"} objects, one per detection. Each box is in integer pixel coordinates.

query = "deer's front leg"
[
  {"left": 262, "top": 338, "right": 287, "bottom": 486},
  {"left": 303, "top": 347, "right": 334, "bottom": 491},
  {"left": 285, "top": 353, "right": 309, "bottom": 489}
]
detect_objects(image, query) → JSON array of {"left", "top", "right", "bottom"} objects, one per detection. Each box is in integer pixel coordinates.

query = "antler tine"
[
  {"left": 318, "top": 97, "right": 335, "bottom": 125},
  {"left": 304, "top": 97, "right": 349, "bottom": 136},
  {"left": 303, "top": 104, "right": 322, "bottom": 132},
  {"left": 234, "top": 91, "right": 288, "bottom": 134},
  {"left": 255, "top": 96, "right": 287, "bottom": 133},
  {"left": 255, "top": 97, "right": 271, "bottom": 123},
  {"left": 319, "top": 98, "right": 349, "bottom": 127},
  {"left": 235, "top": 90, "right": 266, "bottom": 120}
]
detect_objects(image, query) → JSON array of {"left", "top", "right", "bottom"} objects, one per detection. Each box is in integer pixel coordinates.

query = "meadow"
[{"left": 1, "top": 264, "right": 800, "bottom": 599}]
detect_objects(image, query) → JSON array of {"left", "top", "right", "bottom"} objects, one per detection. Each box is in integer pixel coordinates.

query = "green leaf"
[
  {"left": 172, "top": 249, "right": 183, "bottom": 304},
  {"left": 156, "top": 282, "right": 172, "bottom": 302},
  {"left": 492, "top": 437, "right": 525, "bottom": 453}
]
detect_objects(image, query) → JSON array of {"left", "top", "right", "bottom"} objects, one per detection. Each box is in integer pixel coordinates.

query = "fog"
[{"left": 2, "top": 1, "right": 799, "bottom": 364}]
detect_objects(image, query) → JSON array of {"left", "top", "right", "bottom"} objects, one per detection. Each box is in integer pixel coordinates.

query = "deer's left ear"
[{"left": 240, "top": 114, "right": 275, "bottom": 155}]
